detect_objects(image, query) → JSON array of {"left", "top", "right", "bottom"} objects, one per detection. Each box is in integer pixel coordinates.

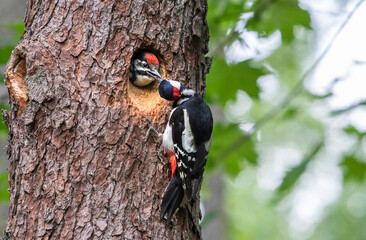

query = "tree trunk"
[{"left": 3, "top": 0, "right": 210, "bottom": 239}]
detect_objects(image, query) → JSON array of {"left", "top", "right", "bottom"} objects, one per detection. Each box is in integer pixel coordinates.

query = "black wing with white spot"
[
  {"left": 170, "top": 94, "right": 213, "bottom": 200},
  {"left": 160, "top": 91, "right": 213, "bottom": 224}
]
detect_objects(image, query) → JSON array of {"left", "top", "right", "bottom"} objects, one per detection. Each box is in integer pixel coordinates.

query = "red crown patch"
[{"left": 144, "top": 53, "right": 159, "bottom": 65}]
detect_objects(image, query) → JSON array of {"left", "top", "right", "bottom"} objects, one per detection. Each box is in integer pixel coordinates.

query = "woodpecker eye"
[{"left": 129, "top": 50, "right": 163, "bottom": 88}]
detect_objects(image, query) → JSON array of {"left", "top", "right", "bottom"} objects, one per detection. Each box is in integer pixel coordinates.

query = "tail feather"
[{"left": 160, "top": 175, "right": 184, "bottom": 224}]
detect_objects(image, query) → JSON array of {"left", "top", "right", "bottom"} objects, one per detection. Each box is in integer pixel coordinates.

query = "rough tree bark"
[{"left": 3, "top": 0, "right": 210, "bottom": 239}]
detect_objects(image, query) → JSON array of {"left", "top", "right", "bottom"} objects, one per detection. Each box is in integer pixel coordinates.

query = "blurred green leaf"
[
  {"left": 206, "top": 57, "right": 265, "bottom": 105},
  {"left": 0, "top": 45, "right": 14, "bottom": 65},
  {"left": 0, "top": 72, "right": 4, "bottom": 83},
  {"left": 267, "top": 43, "right": 301, "bottom": 87},
  {"left": 0, "top": 172, "right": 9, "bottom": 202},
  {"left": 282, "top": 107, "right": 298, "bottom": 119},
  {"left": 343, "top": 126, "right": 366, "bottom": 139},
  {"left": 207, "top": 123, "right": 258, "bottom": 176},
  {"left": 341, "top": 155, "right": 366, "bottom": 182},
  {"left": 4, "top": 22, "right": 25, "bottom": 41},
  {"left": 0, "top": 22, "right": 24, "bottom": 65},
  {"left": 247, "top": 0, "right": 311, "bottom": 42},
  {"left": 275, "top": 141, "right": 323, "bottom": 201}
]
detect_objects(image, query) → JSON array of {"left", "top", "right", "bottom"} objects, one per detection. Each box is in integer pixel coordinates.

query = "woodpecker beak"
[{"left": 147, "top": 69, "right": 162, "bottom": 82}]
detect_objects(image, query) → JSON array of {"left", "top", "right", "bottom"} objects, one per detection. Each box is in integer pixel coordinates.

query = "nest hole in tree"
[{"left": 127, "top": 48, "right": 167, "bottom": 113}]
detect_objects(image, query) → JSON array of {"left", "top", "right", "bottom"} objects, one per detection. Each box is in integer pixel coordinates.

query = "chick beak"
[{"left": 147, "top": 69, "right": 162, "bottom": 82}]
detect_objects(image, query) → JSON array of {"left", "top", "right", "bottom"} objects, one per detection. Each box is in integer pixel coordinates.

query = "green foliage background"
[
  {"left": 1, "top": 0, "right": 366, "bottom": 239},
  {"left": 204, "top": 0, "right": 366, "bottom": 239}
]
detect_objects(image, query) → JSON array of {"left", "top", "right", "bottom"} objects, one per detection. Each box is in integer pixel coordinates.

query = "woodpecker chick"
[
  {"left": 129, "top": 52, "right": 161, "bottom": 87},
  {"left": 158, "top": 79, "right": 213, "bottom": 224}
]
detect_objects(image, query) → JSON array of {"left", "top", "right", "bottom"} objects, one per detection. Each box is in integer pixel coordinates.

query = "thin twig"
[{"left": 331, "top": 100, "right": 366, "bottom": 115}]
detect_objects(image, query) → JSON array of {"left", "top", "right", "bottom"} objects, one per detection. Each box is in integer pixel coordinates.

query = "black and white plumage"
[{"left": 158, "top": 79, "right": 213, "bottom": 224}]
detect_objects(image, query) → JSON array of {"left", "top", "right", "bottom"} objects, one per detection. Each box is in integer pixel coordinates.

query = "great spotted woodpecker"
[
  {"left": 129, "top": 52, "right": 161, "bottom": 87},
  {"left": 157, "top": 79, "right": 213, "bottom": 224}
]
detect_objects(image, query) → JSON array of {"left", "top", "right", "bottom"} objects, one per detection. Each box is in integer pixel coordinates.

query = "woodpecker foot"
[{"left": 143, "top": 116, "right": 162, "bottom": 138}]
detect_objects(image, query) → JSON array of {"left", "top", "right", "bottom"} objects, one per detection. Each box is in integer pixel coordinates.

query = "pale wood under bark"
[{"left": 3, "top": 0, "right": 210, "bottom": 239}]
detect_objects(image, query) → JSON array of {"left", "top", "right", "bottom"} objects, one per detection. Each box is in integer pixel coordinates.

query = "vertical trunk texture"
[{"left": 3, "top": 0, "right": 210, "bottom": 239}]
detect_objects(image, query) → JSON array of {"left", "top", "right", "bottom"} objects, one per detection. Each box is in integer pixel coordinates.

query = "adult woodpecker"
[
  {"left": 150, "top": 78, "right": 213, "bottom": 224},
  {"left": 129, "top": 52, "right": 161, "bottom": 87}
]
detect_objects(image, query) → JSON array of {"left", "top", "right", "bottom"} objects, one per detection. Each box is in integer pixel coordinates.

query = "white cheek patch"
[
  {"left": 182, "top": 109, "right": 197, "bottom": 153},
  {"left": 134, "top": 75, "right": 154, "bottom": 87}
]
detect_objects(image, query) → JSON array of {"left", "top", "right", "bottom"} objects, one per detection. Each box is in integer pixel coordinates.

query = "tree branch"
[{"left": 331, "top": 100, "right": 366, "bottom": 115}]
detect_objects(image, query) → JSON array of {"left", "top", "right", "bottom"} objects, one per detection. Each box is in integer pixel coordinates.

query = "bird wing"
[{"left": 170, "top": 107, "right": 196, "bottom": 200}]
